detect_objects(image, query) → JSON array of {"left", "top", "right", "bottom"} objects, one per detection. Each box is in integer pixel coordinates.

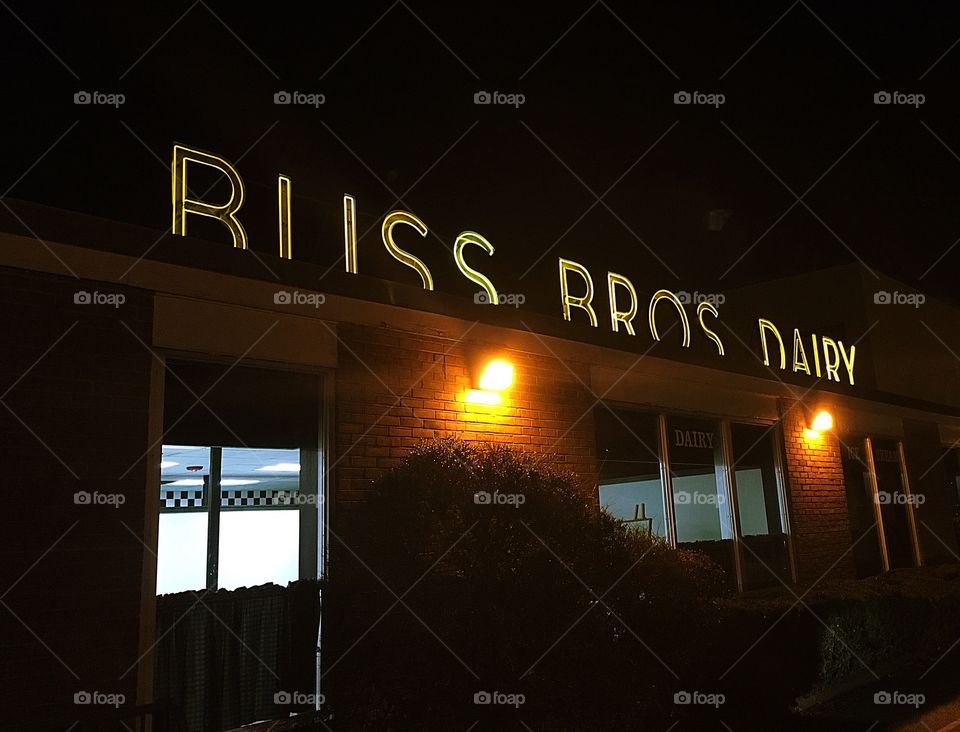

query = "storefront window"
[
  {"left": 158, "top": 445, "right": 304, "bottom": 593},
  {"left": 595, "top": 408, "right": 792, "bottom": 589},
  {"left": 595, "top": 408, "right": 666, "bottom": 538},
  {"left": 157, "top": 361, "right": 323, "bottom": 595},
  {"left": 871, "top": 439, "right": 914, "bottom": 570},
  {"left": 841, "top": 441, "right": 883, "bottom": 577},
  {"left": 666, "top": 416, "right": 735, "bottom": 578},
  {"left": 731, "top": 423, "right": 789, "bottom": 588}
]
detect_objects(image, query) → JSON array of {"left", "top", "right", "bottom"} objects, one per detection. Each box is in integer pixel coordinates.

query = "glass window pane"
[
  {"left": 220, "top": 447, "right": 300, "bottom": 504},
  {"left": 157, "top": 512, "right": 208, "bottom": 594},
  {"left": 841, "top": 441, "right": 884, "bottom": 577},
  {"left": 872, "top": 440, "right": 913, "bottom": 569},
  {"left": 218, "top": 510, "right": 300, "bottom": 590},
  {"left": 731, "top": 423, "right": 789, "bottom": 588},
  {"left": 667, "top": 417, "right": 735, "bottom": 579},
  {"left": 595, "top": 408, "right": 666, "bottom": 538}
]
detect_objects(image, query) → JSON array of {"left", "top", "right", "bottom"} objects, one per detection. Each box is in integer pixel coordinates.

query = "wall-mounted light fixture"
[
  {"left": 804, "top": 409, "right": 834, "bottom": 439},
  {"left": 465, "top": 356, "right": 514, "bottom": 405}
]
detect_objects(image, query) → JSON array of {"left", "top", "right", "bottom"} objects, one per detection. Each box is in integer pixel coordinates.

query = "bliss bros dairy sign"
[{"left": 170, "top": 144, "right": 858, "bottom": 387}]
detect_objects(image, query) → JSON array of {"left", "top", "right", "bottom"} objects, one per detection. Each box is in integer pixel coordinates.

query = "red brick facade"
[
  {"left": 333, "top": 324, "right": 600, "bottom": 511},
  {"left": 779, "top": 399, "right": 857, "bottom": 585}
]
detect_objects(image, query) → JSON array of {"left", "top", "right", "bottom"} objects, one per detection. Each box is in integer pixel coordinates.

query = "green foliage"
[{"left": 326, "top": 438, "right": 726, "bottom": 729}]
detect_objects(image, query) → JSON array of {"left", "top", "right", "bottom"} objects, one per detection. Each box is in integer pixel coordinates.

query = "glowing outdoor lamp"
[
  {"left": 804, "top": 409, "right": 834, "bottom": 439},
  {"left": 478, "top": 358, "right": 514, "bottom": 391},
  {"left": 466, "top": 357, "right": 514, "bottom": 405},
  {"left": 811, "top": 410, "right": 833, "bottom": 432}
]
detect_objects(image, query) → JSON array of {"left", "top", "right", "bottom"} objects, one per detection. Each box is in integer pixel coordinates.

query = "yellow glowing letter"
[
  {"left": 838, "top": 341, "right": 856, "bottom": 386},
  {"left": 382, "top": 210, "right": 433, "bottom": 290},
  {"left": 697, "top": 302, "right": 725, "bottom": 356},
  {"left": 559, "top": 258, "right": 598, "bottom": 326},
  {"left": 343, "top": 194, "right": 358, "bottom": 274},
  {"left": 792, "top": 328, "right": 810, "bottom": 375},
  {"left": 648, "top": 290, "right": 691, "bottom": 347},
  {"left": 821, "top": 336, "right": 841, "bottom": 382},
  {"left": 278, "top": 175, "right": 292, "bottom": 259},
  {"left": 607, "top": 272, "right": 638, "bottom": 335},
  {"left": 758, "top": 318, "right": 785, "bottom": 369},
  {"left": 171, "top": 144, "right": 247, "bottom": 249},
  {"left": 811, "top": 334, "right": 822, "bottom": 377},
  {"left": 455, "top": 231, "right": 498, "bottom": 304}
]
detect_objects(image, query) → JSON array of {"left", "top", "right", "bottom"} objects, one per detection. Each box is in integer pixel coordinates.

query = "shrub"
[{"left": 325, "top": 438, "right": 726, "bottom": 729}]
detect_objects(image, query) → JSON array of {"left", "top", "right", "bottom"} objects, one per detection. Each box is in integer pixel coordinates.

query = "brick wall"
[
  {"left": 333, "top": 324, "right": 599, "bottom": 512},
  {"left": 779, "top": 399, "right": 857, "bottom": 585},
  {"left": 0, "top": 267, "right": 154, "bottom": 729}
]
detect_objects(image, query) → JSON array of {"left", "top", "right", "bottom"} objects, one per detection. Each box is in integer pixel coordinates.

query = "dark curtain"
[{"left": 154, "top": 580, "right": 321, "bottom": 731}]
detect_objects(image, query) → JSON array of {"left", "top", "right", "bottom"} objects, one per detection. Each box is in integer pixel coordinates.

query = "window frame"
[{"left": 596, "top": 402, "right": 796, "bottom": 592}]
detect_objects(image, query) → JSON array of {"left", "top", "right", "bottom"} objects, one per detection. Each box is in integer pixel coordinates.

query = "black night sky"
[{"left": 5, "top": 1, "right": 960, "bottom": 314}]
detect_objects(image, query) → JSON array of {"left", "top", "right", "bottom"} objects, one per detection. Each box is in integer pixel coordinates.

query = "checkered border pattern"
[
  {"left": 161, "top": 488, "right": 302, "bottom": 509},
  {"left": 161, "top": 488, "right": 204, "bottom": 509},
  {"left": 221, "top": 489, "right": 300, "bottom": 507}
]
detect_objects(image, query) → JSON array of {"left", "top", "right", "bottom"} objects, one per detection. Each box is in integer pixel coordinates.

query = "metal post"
[
  {"left": 864, "top": 437, "right": 890, "bottom": 573},
  {"left": 206, "top": 447, "right": 222, "bottom": 591}
]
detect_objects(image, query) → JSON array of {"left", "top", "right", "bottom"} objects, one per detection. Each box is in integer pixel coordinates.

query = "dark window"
[
  {"left": 595, "top": 408, "right": 666, "bottom": 538},
  {"left": 731, "top": 423, "right": 789, "bottom": 588}
]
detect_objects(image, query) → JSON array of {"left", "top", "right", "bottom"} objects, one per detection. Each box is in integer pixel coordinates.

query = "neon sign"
[{"left": 169, "top": 144, "right": 857, "bottom": 386}]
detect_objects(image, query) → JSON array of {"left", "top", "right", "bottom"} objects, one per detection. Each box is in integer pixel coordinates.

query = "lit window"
[{"left": 157, "top": 445, "right": 308, "bottom": 594}]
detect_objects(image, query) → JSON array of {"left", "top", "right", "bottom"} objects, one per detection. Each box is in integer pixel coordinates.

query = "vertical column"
[{"left": 206, "top": 447, "right": 222, "bottom": 590}]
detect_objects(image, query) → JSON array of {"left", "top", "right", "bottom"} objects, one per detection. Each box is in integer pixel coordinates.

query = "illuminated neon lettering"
[
  {"left": 343, "top": 194, "right": 358, "bottom": 274},
  {"left": 758, "top": 318, "right": 785, "bottom": 369},
  {"left": 454, "top": 231, "right": 498, "bottom": 304},
  {"left": 649, "top": 290, "right": 691, "bottom": 347},
  {"left": 792, "top": 328, "right": 810, "bottom": 375},
  {"left": 558, "top": 258, "right": 598, "bottom": 326},
  {"left": 171, "top": 145, "right": 247, "bottom": 249},
  {"left": 382, "top": 210, "right": 433, "bottom": 290},
  {"left": 839, "top": 341, "right": 856, "bottom": 385},
  {"left": 697, "top": 302, "right": 725, "bottom": 355},
  {"left": 278, "top": 175, "right": 292, "bottom": 259},
  {"left": 811, "top": 334, "right": 822, "bottom": 377},
  {"left": 607, "top": 271, "right": 638, "bottom": 335},
  {"left": 821, "top": 336, "right": 841, "bottom": 382}
]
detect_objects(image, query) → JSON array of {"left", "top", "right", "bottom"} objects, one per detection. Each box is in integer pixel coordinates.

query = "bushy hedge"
[
  {"left": 323, "top": 438, "right": 960, "bottom": 729},
  {"left": 719, "top": 564, "right": 960, "bottom": 706},
  {"left": 325, "top": 439, "right": 727, "bottom": 729}
]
